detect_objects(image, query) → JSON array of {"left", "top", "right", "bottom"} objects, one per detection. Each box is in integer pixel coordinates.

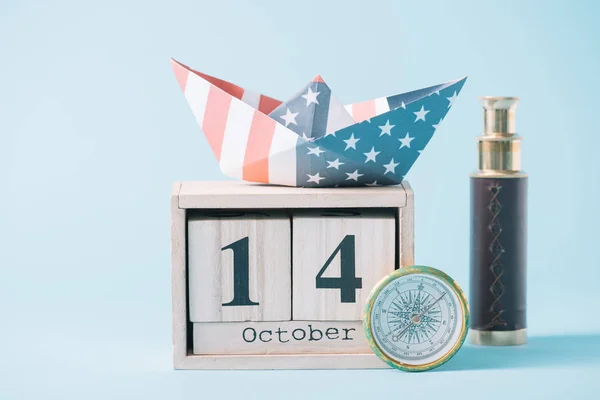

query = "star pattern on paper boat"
[
  {"left": 344, "top": 133, "right": 360, "bottom": 150},
  {"left": 413, "top": 106, "right": 430, "bottom": 122},
  {"left": 307, "top": 146, "right": 325, "bottom": 157},
  {"left": 345, "top": 170, "right": 364, "bottom": 181},
  {"left": 301, "top": 132, "right": 315, "bottom": 142},
  {"left": 268, "top": 75, "right": 355, "bottom": 141},
  {"left": 398, "top": 133, "right": 414, "bottom": 149},
  {"left": 379, "top": 120, "right": 395, "bottom": 136},
  {"left": 383, "top": 158, "right": 400, "bottom": 175},
  {"left": 301, "top": 87, "right": 320, "bottom": 106},
  {"left": 446, "top": 91, "right": 458, "bottom": 108},
  {"left": 364, "top": 147, "right": 381, "bottom": 163},
  {"left": 292, "top": 81, "right": 466, "bottom": 187},
  {"left": 170, "top": 58, "right": 467, "bottom": 188},
  {"left": 280, "top": 108, "right": 299, "bottom": 126},
  {"left": 327, "top": 158, "right": 344, "bottom": 170},
  {"left": 307, "top": 172, "right": 326, "bottom": 184}
]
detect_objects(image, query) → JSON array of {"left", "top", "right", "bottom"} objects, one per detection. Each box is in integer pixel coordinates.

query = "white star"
[
  {"left": 413, "top": 106, "right": 430, "bottom": 122},
  {"left": 345, "top": 169, "right": 364, "bottom": 181},
  {"left": 446, "top": 91, "right": 458, "bottom": 108},
  {"left": 400, "top": 101, "right": 406, "bottom": 109},
  {"left": 307, "top": 172, "right": 325, "bottom": 184},
  {"left": 326, "top": 158, "right": 345, "bottom": 170},
  {"left": 324, "top": 130, "right": 336, "bottom": 137},
  {"left": 366, "top": 181, "right": 379, "bottom": 187},
  {"left": 378, "top": 120, "right": 395, "bottom": 136},
  {"left": 301, "top": 132, "right": 315, "bottom": 142},
  {"left": 280, "top": 108, "right": 299, "bottom": 127},
  {"left": 432, "top": 119, "right": 443, "bottom": 130},
  {"left": 301, "top": 87, "right": 320, "bottom": 106},
  {"left": 383, "top": 158, "right": 400, "bottom": 175},
  {"left": 307, "top": 146, "right": 325, "bottom": 157},
  {"left": 429, "top": 89, "right": 440, "bottom": 96},
  {"left": 363, "top": 147, "right": 381, "bottom": 163},
  {"left": 398, "top": 133, "right": 415, "bottom": 149},
  {"left": 343, "top": 133, "right": 360, "bottom": 150}
]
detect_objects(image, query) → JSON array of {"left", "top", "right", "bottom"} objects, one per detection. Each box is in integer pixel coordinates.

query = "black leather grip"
[{"left": 470, "top": 176, "right": 527, "bottom": 331}]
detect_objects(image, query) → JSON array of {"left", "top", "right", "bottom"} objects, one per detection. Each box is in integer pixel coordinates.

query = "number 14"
[{"left": 222, "top": 235, "right": 362, "bottom": 307}]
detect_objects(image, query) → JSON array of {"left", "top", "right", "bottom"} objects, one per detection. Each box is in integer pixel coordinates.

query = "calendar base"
[
  {"left": 171, "top": 181, "right": 414, "bottom": 370},
  {"left": 177, "top": 352, "right": 388, "bottom": 370}
]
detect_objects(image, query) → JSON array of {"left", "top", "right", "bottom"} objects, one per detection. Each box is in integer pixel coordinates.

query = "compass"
[{"left": 364, "top": 265, "right": 469, "bottom": 372}]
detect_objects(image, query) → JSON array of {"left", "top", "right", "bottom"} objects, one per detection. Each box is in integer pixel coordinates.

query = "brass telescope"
[{"left": 469, "top": 97, "right": 528, "bottom": 346}]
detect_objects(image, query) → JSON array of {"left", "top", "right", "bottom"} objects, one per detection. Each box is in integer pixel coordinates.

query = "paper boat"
[{"left": 171, "top": 59, "right": 466, "bottom": 187}]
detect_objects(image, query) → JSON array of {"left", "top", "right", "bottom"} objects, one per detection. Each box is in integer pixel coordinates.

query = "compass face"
[{"left": 365, "top": 267, "right": 468, "bottom": 371}]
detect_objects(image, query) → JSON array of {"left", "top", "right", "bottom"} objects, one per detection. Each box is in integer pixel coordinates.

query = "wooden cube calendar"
[
  {"left": 187, "top": 211, "right": 291, "bottom": 322},
  {"left": 171, "top": 181, "right": 414, "bottom": 370},
  {"left": 292, "top": 210, "right": 395, "bottom": 321}
]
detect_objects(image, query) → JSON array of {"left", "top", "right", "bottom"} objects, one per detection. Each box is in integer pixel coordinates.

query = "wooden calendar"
[{"left": 171, "top": 181, "right": 414, "bottom": 370}]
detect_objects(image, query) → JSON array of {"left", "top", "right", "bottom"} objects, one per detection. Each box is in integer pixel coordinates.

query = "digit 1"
[{"left": 221, "top": 237, "right": 259, "bottom": 306}]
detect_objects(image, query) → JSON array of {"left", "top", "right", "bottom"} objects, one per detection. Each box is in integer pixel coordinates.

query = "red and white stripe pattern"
[
  {"left": 344, "top": 97, "right": 391, "bottom": 123},
  {"left": 172, "top": 59, "right": 301, "bottom": 186}
]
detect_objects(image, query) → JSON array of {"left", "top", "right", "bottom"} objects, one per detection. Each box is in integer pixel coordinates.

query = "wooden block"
[
  {"left": 171, "top": 182, "right": 187, "bottom": 367},
  {"left": 172, "top": 181, "right": 414, "bottom": 369},
  {"left": 188, "top": 211, "right": 291, "bottom": 322},
  {"left": 292, "top": 209, "right": 396, "bottom": 321},
  {"left": 193, "top": 321, "right": 369, "bottom": 355},
  {"left": 179, "top": 353, "right": 387, "bottom": 370},
  {"left": 178, "top": 181, "right": 409, "bottom": 209}
]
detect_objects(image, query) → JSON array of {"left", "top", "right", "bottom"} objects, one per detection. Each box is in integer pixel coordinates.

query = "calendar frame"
[{"left": 171, "top": 181, "right": 414, "bottom": 370}]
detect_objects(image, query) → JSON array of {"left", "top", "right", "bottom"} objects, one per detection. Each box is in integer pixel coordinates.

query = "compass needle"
[{"left": 365, "top": 266, "right": 469, "bottom": 372}]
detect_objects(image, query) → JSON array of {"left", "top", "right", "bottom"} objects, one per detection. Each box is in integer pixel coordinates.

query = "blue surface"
[{"left": 1, "top": 0, "right": 600, "bottom": 398}]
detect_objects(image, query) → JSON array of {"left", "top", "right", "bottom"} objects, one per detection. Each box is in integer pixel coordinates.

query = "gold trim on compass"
[{"left": 363, "top": 265, "right": 469, "bottom": 372}]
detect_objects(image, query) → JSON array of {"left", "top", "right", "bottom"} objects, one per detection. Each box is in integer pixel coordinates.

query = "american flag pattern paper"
[
  {"left": 268, "top": 75, "right": 356, "bottom": 141},
  {"left": 171, "top": 58, "right": 466, "bottom": 187}
]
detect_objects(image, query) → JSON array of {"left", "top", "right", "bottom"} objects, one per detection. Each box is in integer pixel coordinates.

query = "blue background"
[{"left": 1, "top": 0, "right": 599, "bottom": 398}]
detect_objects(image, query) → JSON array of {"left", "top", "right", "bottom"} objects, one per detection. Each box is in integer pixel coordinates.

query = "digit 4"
[{"left": 315, "top": 235, "right": 362, "bottom": 303}]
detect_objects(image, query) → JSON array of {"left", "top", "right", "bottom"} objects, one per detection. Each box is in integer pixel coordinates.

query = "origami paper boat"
[{"left": 171, "top": 59, "right": 466, "bottom": 187}]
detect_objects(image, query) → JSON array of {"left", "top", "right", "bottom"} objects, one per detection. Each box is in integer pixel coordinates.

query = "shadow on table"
[{"left": 440, "top": 333, "right": 600, "bottom": 371}]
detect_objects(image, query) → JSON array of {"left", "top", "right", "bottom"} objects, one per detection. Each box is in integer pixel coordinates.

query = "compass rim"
[{"left": 363, "top": 265, "right": 470, "bottom": 372}]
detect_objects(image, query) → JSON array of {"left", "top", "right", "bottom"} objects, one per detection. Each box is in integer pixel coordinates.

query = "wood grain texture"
[
  {"left": 178, "top": 181, "right": 408, "bottom": 209},
  {"left": 292, "top": 209, "right": 396, "bottom": 321},
  {"left": 171, "top": 182, "right": 187, "bottom": 368},
  {"left": 177, "top": 352, "right": 387, "bottom": 370},
  {"left": 188, "top": 211, "right": 291, "bottom": 322},
  {"left": 172, "top": 180, "right": 414, "bottom": 369},
  {"left": 193, "top": 321, "right": 368, "bottom": 355},
  {"left": 400, "top": 181, "right": 415, "bottom": 268}
]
